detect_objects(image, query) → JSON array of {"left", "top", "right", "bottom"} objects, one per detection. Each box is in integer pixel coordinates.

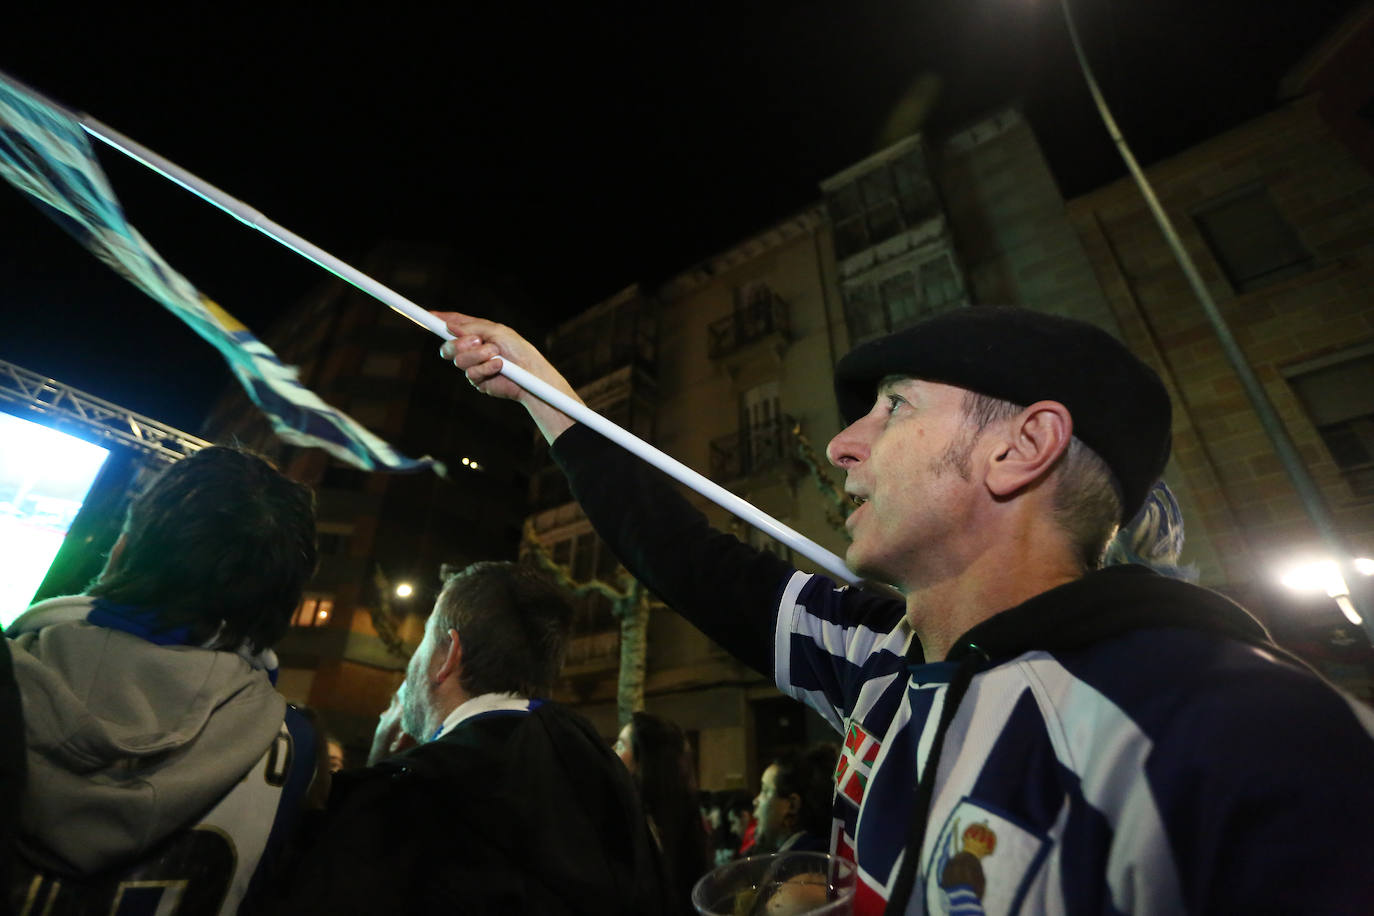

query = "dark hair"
[
  {"left": 629, "top": 712, "right": 710, "bottom": 906},
  {"left": 88, "top": 446, "right": 317, "bottom": 652},
  {"left": 433, "top": 561, "right": 573, "bottom": 697},
  {"left": 771, "top": 743, "right": 839, "bottom": 839}
]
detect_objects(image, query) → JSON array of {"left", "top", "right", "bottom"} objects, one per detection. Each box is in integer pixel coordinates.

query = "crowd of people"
[{"left": 4, "top": 303, "right": 1374, "bottom": 914}]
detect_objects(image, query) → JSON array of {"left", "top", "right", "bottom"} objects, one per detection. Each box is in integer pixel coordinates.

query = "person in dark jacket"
[
  {"left": 615, "top": 711, "right": 711, "bottom": 911},
  {"left": 270, "top": 561, "right": 670, "bottom": 915},
  {"left": 438, "top": 306, "right": 1374, "bottom": 915}
]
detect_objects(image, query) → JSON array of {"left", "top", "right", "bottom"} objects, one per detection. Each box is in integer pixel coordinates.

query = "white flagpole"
[{"left": 75, "top": 112, "right": 859, "bottom": 585}]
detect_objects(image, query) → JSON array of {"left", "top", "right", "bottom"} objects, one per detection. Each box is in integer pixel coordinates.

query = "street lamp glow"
[
  {"left": 1278, "top": 558, "right": 1374, "bottom": 626},
  {"left": 395, "top": 583, "right": 414, "bottom": 598},
  {"left": 1279, "top": 560, "right": 1346, "bottom": 596},
  {"left": 1279, "top": 558, "right": 1374, "bottom": 595}
]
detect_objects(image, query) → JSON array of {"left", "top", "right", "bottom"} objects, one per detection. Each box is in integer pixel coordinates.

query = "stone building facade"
[
  {"left": 1068, "top": 94, "right": 1374, "bottom": 682},
  {"left": 536, "top": 81, "right": 1374, "bottom": 787}
]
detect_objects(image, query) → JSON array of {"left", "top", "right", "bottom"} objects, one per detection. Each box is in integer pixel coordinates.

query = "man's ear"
[
  {"left": 781, "top": 792, "right": 802, "bottom": 824},
  {"left": 985, "top": 400, "right": 1073, "bottom": 498},
  {"left": 434, "top": 627, "right": 463, "bottom": 684}
]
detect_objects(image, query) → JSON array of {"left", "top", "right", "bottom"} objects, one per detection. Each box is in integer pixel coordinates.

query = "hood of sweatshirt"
[
  {"left": 945, "top": 564, "right": 1275, "bottom": 663},
  {"left": 8, "top": 595, "right": 286, "bottom": 875}
]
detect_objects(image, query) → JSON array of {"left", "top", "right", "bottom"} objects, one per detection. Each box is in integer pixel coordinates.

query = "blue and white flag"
[{"left": 0, "top": 73, "right": 440, "bottom": 474}]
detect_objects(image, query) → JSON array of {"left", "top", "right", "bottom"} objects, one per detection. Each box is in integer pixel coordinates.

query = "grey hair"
[{"left": 958, "top": 391, "right": 1122, "bottom": 571}]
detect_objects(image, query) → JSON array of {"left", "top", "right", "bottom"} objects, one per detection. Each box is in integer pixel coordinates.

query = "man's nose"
[{"left": 826, "top": 418, "right": 871, "bottom": 469}]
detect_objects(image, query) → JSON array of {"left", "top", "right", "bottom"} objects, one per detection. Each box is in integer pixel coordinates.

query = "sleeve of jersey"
[
  {"left": 550, "top": 422, "right": 797, "bottom": 678},
  {"left": 771, "top": 569, "right": 911, "bottom": 732},
  {"left": 1149, "top": 666, "right": 1374, "bottom": 912}
]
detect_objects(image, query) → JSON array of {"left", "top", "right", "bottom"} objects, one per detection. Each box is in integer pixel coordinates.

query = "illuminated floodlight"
[
  {"left": 0, "top": 412, "right": 110, "bottom": 626},
  {"left": 461, "top": 457, "right": 470, "bottom": 466},
  {"left": 1279, "top": 560, "right": 1346, "bottom": 596},
  {"left": 1279, "top": 558, "right": 1374, "bottom": 595},
  {"left": 395, "top": 582, "right": 414, "bottom": 599},
  {"left": 1278, "top": 557, "right": 1374, "bottom": 626}
]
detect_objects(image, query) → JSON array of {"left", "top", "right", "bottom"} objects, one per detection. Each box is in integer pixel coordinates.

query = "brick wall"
[{"left": 1068, "top": 96, "right": 1374, "bottom": 624}]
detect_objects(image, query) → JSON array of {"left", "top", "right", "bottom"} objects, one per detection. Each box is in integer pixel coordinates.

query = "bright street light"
[
  {"left": 1278, "top": 558, "right": 1374, "bottom": 626},
  {"left": 395, "top": 582, "right": 414, "bottom": 599}
]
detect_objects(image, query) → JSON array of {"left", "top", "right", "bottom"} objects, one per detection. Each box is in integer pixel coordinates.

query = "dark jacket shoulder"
[{"left": 269, "top": 701, "right": 671, "bottom": 915}]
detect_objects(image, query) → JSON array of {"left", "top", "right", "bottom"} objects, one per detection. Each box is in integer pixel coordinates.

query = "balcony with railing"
[
  {"left": 707, "top": 293, "right": 790, "bottom": 361},
  {"left": 709, "top": 414, "right": 799, "bottom": 483},
  {"left": 546, "top": 299, "right": 657, "bottom": 391}
]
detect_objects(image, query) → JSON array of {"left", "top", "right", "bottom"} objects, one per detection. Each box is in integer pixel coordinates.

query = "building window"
[
  {"left": 292, "top": 595, "right": 334, "bottom": 627},
  {"left": 547, "top": 531, "right": 622, "bottom": 584},
  {"left": 829, "top": 183, "right": 869, "bottom": 259},
  {"left": 842, "top": 283, "right": 886, "bottom": 343},
  {"left": 842, "top": 254, "right": 965, "bottom": 344},
  {"left": 892, "top": 149, "right": 937, "bottom": 223},
  {"left": 708, "top": 285, "right": 790, "bottom": 360},
  {"left": 546, "top": 297, "right": 657, "bottom": 389},
  {"left": 880, "top": 272, "right": 920, "bottom": 331},
  {"left": 919, "top": 254, "right": 962, "bottom": 313},
  {"left": 709, "top": 382, "right": 796, "bottom": 482},
  {"left": 1287, "top": 350, "right": 1374, "bottom": 498},
  {"left": 825, "top": 148, "right": 939, "bottom": 259},
  {"left": 1194, "top": 186, "right": 1312, "bottom": 292}
]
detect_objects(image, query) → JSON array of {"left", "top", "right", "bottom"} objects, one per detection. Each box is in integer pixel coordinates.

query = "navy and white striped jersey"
[
  {"left": 552, "top": 422, "right": 1374, "bottom": 915},
  {"left": 778, "top": 567, "right": 1374, "bottom": 915}
]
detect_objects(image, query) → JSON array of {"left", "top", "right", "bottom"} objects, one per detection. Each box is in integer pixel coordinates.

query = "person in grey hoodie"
[{"left": 5, "top": 446, "right": 319, "bottom": 916}]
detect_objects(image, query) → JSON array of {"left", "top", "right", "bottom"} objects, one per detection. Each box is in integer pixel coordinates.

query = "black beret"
[{"left": 833, "top": 306, "right": 1171, "bottom": 523}]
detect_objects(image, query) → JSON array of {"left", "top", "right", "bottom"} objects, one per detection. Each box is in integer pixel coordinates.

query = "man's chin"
[{"left": 846, "top": 546, "right": 891, "bottom": 586}]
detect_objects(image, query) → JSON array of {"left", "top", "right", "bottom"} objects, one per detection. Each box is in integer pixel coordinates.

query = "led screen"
[{"left": 0, "top": 411, "right": 110, "bottom": 628}]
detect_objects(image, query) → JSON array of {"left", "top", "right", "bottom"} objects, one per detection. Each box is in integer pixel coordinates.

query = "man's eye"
[{"left": 886, "top": 394, "right": 904, "bottom": 413}]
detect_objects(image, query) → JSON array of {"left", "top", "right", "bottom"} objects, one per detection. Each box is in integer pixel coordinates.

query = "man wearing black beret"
[{"left": 441, "top": 305, "right": 1374, "bottom": 915}]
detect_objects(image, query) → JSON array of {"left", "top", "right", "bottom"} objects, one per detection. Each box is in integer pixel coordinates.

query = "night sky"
[{"left": 0, "top": 1, "right": 1361, "bottom": 432}]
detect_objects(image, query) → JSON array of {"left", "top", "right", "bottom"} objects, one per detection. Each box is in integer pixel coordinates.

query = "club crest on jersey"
[
  {"left": 927, "top": 798, "right": 1047, "bottom": 915},
  {"left": 836, "top": 720, "right": 880, "bottom": 806}
]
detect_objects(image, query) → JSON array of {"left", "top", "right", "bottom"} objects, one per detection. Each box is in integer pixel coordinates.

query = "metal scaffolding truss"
[{"left": 0, "top": 358, "right": 209, "bottom": 463}]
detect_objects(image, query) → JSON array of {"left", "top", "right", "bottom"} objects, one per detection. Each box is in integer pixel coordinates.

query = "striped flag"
[{"left": 0, "top": 73, "right": 440, "bottom": 474}]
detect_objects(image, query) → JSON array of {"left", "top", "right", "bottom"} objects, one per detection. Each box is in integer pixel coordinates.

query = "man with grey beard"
[{"left": 269, "top": 561, "right": 672, "bottom": 915}]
